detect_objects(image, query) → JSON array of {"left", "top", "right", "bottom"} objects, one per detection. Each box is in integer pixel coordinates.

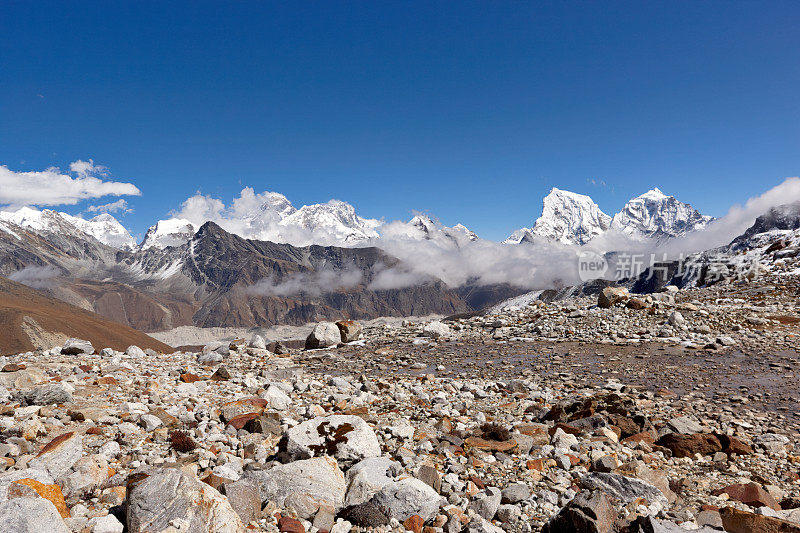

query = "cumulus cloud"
[
  {"left": 248, "top": 266, "right": 363, "bottom": 297},
  {"left": 87, "top": 199, "right": 133, "bottom": 214},
  {"left": 0, "top": 160, "right": 141, "bottom": 208},
  {"left": 8, "top": 265, "right": 61, "bottom": 290}
]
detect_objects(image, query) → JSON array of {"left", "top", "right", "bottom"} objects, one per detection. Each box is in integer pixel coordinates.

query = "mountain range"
[
  {"left": 0, "top": 186, "right": 719, "bottom": 332},
  {"left": 503, "top": 187, "right": 713, "bottom": 246},
  {"left": 0, "top": 186, "right": 712, "bottom": 253}
]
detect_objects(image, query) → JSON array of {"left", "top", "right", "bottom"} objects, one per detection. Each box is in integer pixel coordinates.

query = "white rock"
[
  {"left": 422, "top": 321, "right": 450, "bottom": 339},
  {"left": 284, "top": 415, "right": 380, "bottom": 465}
]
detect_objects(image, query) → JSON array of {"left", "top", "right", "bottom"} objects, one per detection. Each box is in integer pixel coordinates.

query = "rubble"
[{"left": 0, "top": 272, "right": 798, "bottom": 533}]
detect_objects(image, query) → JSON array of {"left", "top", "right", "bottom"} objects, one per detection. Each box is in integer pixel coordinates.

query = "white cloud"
[
  {"left": 249, "top": 265, "right": 363, "bottom": 297},
  {"left": 8, "top": 265, "right": 60, "bottom": 290},
  {"left": 0, "top": 159, "right": 141, "bottom": 208},
  {"left": 87, "top": 198, "right": 132, "bottom": 214}
]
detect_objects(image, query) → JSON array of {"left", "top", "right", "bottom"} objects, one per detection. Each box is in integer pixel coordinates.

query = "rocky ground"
[{"left": 0, "top": 276, "right": 798, "bottom": 532}]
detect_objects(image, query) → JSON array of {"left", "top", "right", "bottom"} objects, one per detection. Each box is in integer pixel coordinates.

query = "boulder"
[
  {"left": 542, "top": 490, "right": 616, "bottom": 533},
  {"left": 61, "top": 454, "right": 110, "bottom": 497},
  {"left": 336, "top": 320, "right": 363, "bottom": 342},
  {"left": 126, "top": 467, "right": 244, "bottom": 533},
  {"left": 371, "top": 477, "right": 444, "bottom": 522},
  {"left": 655, "top": 433, "right": 722, "bottom": 458},
  {"left": 249, "top": 335, "right": 267, "bottom": 350},
  {"left": 262, "top": 385, "right": 291, "bottom": 410},
  {"left": 87, "top": 514, "right": 125, "bottom": 533},
  {"left": 468, "top": 487, "right": 502, "bottom": 520},
  {"left": 581, "top": 473, "right": 668, "bottom": 515},
  {"left": 223, "top": 479, "right": 261, "bottom": 524},
  {"left": 713, "top": 482, "right": 781, "bottom": 511},
  {"left": 283, "top": 415, "right": 380, "bottom": 465},
  {"left": 243, "top": 456, "right": 346, "bottom": 512},
  {"left": 0, "top": 496, "right": 70, "bottom": 533},
  {"left": 598, "top": 287, "right": 629, "bottom": 309},
  {"left": 61, "top": 338, "right": 94, "bottom": 355},
  {"left": 501, "top": 483, "right": 530, "bottom": 504},
  {"left": 23, "top": 383, "right": 73, "bottom": 406},
  {"left": 422, "top": 321, "right": 450, "bottom": 339},
  {"left": 305, "top": 322, "right": 341, "bottom": 349},
  {"left": 345, "top": 457, "right": 402, "bottom": 507},
  {"left": 720, "top": 507, "right": 800, "bottom": 533},
  {"left": 125, "top": 345, "right": 146, "bottom": 358},
  {"left": 665, "top": 416, "right": 703, "bottom": 435},
  {"left": 28, "top": 432, "right": 83, "bottom": 481},
  {"left": 339, "top": 502, "right": 389, "bottom": 528}
]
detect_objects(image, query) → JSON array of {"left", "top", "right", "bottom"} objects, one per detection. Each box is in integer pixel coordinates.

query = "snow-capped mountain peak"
[
  {"left": 0, "top": 207, "right": 136, "bottom": 250},
  {"left": 610, "top": 188, "right": 712, "bottom": 240},
  {"left": 279, "top": 199, "right": 381, "bottom": 244},
  {"left": 140, "top": 218, "right": 197, "bottom": 250},
  {"left": 528, "top": 188, "right": 612, "bottom": 245}
]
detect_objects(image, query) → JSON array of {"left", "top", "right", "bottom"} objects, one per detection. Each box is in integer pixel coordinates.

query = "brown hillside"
[{"left": 0, "top": 276, "right": 173, "bottom": 356}]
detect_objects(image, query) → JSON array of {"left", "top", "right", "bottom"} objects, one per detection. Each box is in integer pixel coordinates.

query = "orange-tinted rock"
[
  {"left": 655, "top": 433, "right": 722, "bottom": 458},
  {"left": 717, "top": 434, "right": 754, "bottom": 456},
  {"left": 527, "top": 458, "right": 546, "bottom": 471},
  {"left": 621, "top": 432, "right": 655, "bottom": 446},
  {"left": 12, "top": 478, "right": 70, "bottom": 518},
  {"left": 180, "top": 373, "right": 202, "bottom": 383},
  {"left": 720, "top": 506, "right": 800, "bottom": 533},
  {"left": 97, "top": 376, "right": 118, "bottom": 386},
  {"left": 404, "top": 515, "right": 424, "bottom": 533},
  {"left": 713, "top": 483, "right": 781, "bottom": 511},
  {"left": 227, "top": 412, "right": 260, "bottom": 430},
  {"left": 278, "top": 515, "right": 306, "bottom": 533}
]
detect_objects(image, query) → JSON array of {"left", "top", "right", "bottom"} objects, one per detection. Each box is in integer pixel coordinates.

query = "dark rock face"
[
  {"left": 734, "top": 201, "right": 800, "bottom": 243},
  {"left": 542, "top": 491, "right": 616, "bottom": 533},
  {"left": 339, "top": 502, "right": 390, "bottom": 528},
  {"left": 655, "top": 433, "right": 722, "bottom": 458},
  {"left": 2, "top": 221, "right": 474, "bottom": 331}
]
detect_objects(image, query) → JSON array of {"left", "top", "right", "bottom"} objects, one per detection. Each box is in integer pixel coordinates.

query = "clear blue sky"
[{"left": 1, "top": 1, "right": 798, "bottom": 240}]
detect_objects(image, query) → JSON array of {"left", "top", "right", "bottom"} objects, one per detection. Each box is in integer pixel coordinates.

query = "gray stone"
[
  {"left": 422, "top": 321, "right": 450, "bottom": 339},
  {"left": 542, "top": 490, "right": 616, "bottom": 533},
  {"left": 581, "top": 472, "right": 668, "bottom": 515},
  {"left": 496, "top": 504, "right": 522, "bottom": 523},
  {"left": 87, "top": 514, "right": 124, "bottom": 533},
  {"left": 249, "top": 335, "right": 267, "bottom": 350},
  {"left": 127, "top": 467, "right": 244, "bottom": 533},
  {"left": 223, "top": 479, "right": 261, "bottom": 524},
  {"left": 0, "top": 496, "right": 70, "bottom": 533},
  {"left": 345, "top": 457, "right": 402, "bottom": 507},
  {"left": 61, "top": 338, "right": 94, "bottom": 355},
  {"left": 371, "top": 477, "right": 445, "bottom": 522},
  {"left": 28, "top": 432, "right": 83, "bottom": 481},
  {"left": 244, "top": 456, "right": 346, "bottom": 512},
  {"left": 468, "top": 487, "right": 502, "bottom": 520},
  {"left": 284, "top": 415, "right": 380, "bottom": 465},
  {"left": 630, "top": 516, "right": 720, "bottom": 533},
  {"left": 262, "top": 385, "right": 291, "bottom": 410},
  {"left": 125, "top": 345, "right": 146, "bottom": 358},
  {"left": 23, "top": 383, "right": 73, "bottom": 406},
  {"left": 336, "top": 321, "right": 363, "bottom": 343},
  {"left": 305, "top": 322, "right": 341, "bottom": 349},
  {"left": 139, "top": 414, "right": 162, "bottom": 431},
  {"left": 666, "top": 416, "right": 703, "bottom": 435},
  {"left": 416, "top": 464, "right": 441, "bottom": 493},
  {"left": 501, "top": 483, "right": 530, "bottom": 504}
]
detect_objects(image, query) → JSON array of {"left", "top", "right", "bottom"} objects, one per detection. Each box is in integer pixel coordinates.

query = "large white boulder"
[
  {"left": 244, "top": 456, "right": 346, "bottom": 513},
  {"left": 305, "top": 322, "right": 342, "bottom": 349},
  {"left": 284, "top": 415, "right": 380, "bottom": 465}
]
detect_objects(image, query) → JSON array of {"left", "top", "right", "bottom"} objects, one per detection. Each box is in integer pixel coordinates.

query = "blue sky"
[{"left": 1, "top": 1, "right": 798, "bottom": 241}]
